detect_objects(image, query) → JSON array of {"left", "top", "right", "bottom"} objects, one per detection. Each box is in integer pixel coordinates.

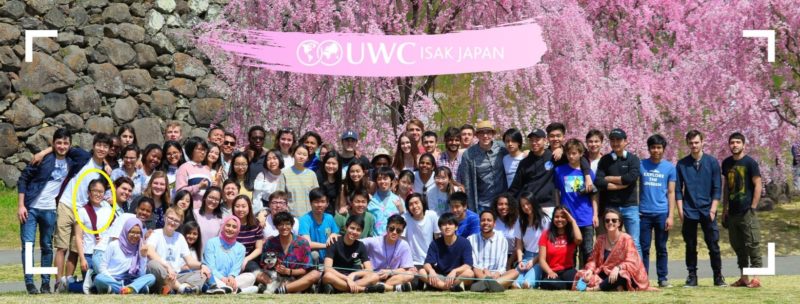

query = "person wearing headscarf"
[
  {"left": 93, "top": 218, "right": 156, "bottom": 294},
  {"left": 203, "top": 215, "right": 258, "bottom": 294}
]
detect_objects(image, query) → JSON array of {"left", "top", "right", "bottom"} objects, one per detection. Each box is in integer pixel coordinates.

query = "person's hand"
[
  {"left": 167, "top": 267, "right": 177, "bottom": 281},
  {"left": 584, "top": 180, "right": 594, "bottom": 194},
  {"left": 678, "top": 209, "right": 684, "bottom": 223},
  {"left": 241, "top": 260, "right": 248, "bottom": 272},
  {"left": 200, "top": 265, "right": 211, "bottom": 279},
  {"left": 517, "top": 260, "right": 530, "bottom": 271},
  {"left": 609, "top": 266, "right": 620, "bottom": 284},
  {"left": 592, "top": 215, "right": 599, "bottom": 228},
  {"left": 546, "top": 271, "right": 557, "bottom": 279},
  {"left": 104, "top": 164, "right": 112, "bottom": 175},
  {"left": 583, "top": 270, "right": 593, "bottom": 282},
  {"left": 17, "top": 205, "right": 28, "bottom": 224},
  {"left": 140, "top": 245, "right": 148, "bottom": 256},
  {"left": 326, "top": 233, "right": 340, "bottom": 247},
  {"left": 276, "top": 264, "right": 288, "bottom": 276},
  {"left": 709, "top": 209, "right": 716, "bottom": 222},
  {"left": 31, "top": 148, "right": 50, "bottom": 165},
  {"left": 553, "top": 147, "right": 563, "bottom": 161},
  {"left": 135, "top": 160, "right": 143, "bottom": 170},
  {"left": 226, "top": 276, "right": 238, "bottom": 292},
  {"left": 665, "top": 215, "right": 674, "bottom": 231},
  {"left": 446, "top": 270, "right": 458, "bottom": 288},
  {"left": 199, "top": 179, "right": 209, "bottom": 190},
  {"left": 347, "top": 277, "right": 358, "bottom": 293},
  {"left": 338, "top": 205, "right": 348, "bottom": 215},
  {"left": 490, "top": 272, "right": 501, "bottom": 279},
  {"left": 429, "top": 273, "right": 441, "bottom": 287},
  {"left": 80, "top": 258, "right": 88, "bottom": 272}
]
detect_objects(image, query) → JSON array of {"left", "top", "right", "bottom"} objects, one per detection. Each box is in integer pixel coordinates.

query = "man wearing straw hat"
[{"left": 456, "top": 120, "right": 508, "bottom": 212}]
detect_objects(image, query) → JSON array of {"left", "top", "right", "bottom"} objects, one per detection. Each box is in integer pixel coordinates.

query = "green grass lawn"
[
  {"left": 0, "top": 276, "right": 796, "bottom": 303},
  {"left": 0, "top": 190, "right": 20, "bottom": 250}
]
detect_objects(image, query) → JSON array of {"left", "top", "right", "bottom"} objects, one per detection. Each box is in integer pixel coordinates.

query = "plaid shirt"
[{"left": 439, "top": 150, "right": 463, "bottom": 177}]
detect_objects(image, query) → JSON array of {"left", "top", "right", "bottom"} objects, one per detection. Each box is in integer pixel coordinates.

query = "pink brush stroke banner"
[{"left": 201, "top": 20, "right": 547, "bottom": 77}]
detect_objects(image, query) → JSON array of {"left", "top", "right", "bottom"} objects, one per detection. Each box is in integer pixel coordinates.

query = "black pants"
[
  {"left": 539, "top": 268, "right": 577, "bottom": 290},
  {"left": 598, "top": 272, "right": 631, "bottom": 291},
  {"left": 682, "top": 215, "right": 722, "bottom": 275}
]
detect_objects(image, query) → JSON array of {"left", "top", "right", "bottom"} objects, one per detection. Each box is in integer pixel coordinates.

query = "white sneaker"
[
  {"left": 82, "top": 269, "right": 94, "bottom": 294},
  {"left": 56, "top": 276, "right": 68, "bottom": 293}
]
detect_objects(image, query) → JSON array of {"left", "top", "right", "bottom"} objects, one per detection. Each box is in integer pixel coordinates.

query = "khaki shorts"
[{"left": 54, "top": 202, "right": 79, "bottom": 253}]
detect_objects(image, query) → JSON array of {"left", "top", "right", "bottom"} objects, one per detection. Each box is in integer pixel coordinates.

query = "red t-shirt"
[{"left": 538, "top": 230, "right": 577, "bottom": 272}]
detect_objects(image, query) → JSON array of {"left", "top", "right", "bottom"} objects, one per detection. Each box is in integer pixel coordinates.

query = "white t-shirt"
[
  {"left": 253, "top": 171, "right": 281, "bottom": 212},
  {"left": 412, "top": 171, "right": 435, "bottom": 195},
  {"left": 102, "top": 239, "right": 146, "bottom": 278},
  {"left": 402, "top": 210, "right": 441, "bottom": 265},
  {"left": 503, "top": 154, "right": 525, "bottom": 187},
  {"left": 590, "top": 158, "right": 600, "bottom": 174},
  {"left": 77, "top": 201, "right": 114, "bottom": 254},
  {"left": 494, "top": 219, "right": 517, "bottom": 254},
  {"left": 283, "top": 155, "right": 295, "bottom": 169},
  {"left": 262, "top": 214, "right": 300, "bottom": 239},
  {"left": 425, "top": 187, "right": 450, "bottom": 217},
  {"left": 32, "top": 158, "right": 68, "bottom": 210},
  {"left": 147, "top": 229, "right": 191, "bottom": 270},
  {"left": 60, "top": 159, "right": 104, "bottom": 208},
  {"left": 512, "top": 216, "right": 551, "bottom": 253}
]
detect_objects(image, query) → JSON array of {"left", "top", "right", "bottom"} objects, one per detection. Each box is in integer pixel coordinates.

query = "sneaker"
[
  {"left": 470, "top": 281, "right": 487, "bottom": 292},
  {"left": 40, "top": 282, "right": 51, "bottom": 294},
  {"left": 365, "top": 283, "right": 386, "bottom": 293},
  {"left": 746, "top": 278, "right": 761, "bottom": 288},
  {"left": 26, "top": 283, "right": 40, "bottom": 295},
  {"left": 486, "top": 279, "right": 504, "bottom": 293},
  {"left": 731, "top": 278, "right": 748, "bottom": 287},
  {"left": 449, "top": 283, "right": 464, "bottom": 292},
  {"left": 684, "top": 274, "right": 698, "bottom": 287},
  {"left": 320, "top": 283, "right": 334, "bottom": 294},
  {"left": 400, "top": 282, "right": 412, "bottom": 292},
  {"left": 658, "top": 280, "right": 672, "bottom": 288},
  {"left": 714, "top": 275, "right": 727, "bottom": 287},
  {"left": 221, "top": 286, "right": 233, "bottom": 294},
  {"left": 56, "top": 276, "right": 68, "bottom": 293},
  {"left": 258, "top": 284, "right": 268, "bottom": 294},
  {"left": 82, "top": 269, "right": 94, "bottom": 294},
  {"left": 120, "top": 287, "right": 134, "bottom": 295},
  {"left": 182, "top": 287, "right": 197, "bottom": 294}
]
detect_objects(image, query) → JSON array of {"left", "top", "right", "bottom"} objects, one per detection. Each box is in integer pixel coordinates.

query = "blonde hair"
[{"left": 144, "top": 171, "right": 172, "bottom": 205}]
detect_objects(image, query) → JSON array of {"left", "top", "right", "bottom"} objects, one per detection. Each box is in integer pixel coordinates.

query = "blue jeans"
[
  {"left": 92, "top": 250, "right": 105, "bottom": 274},
  {"left": 515, "top": 251, "right": 540, "bottom": 288},
  {"left": 639, "top": 212, "right": 669, "bottom": 281},
  {"left": 94, "top": 273, "right": 156, "bottom": 294},
  {"left": 609, "top": 206, "right": 642, "bottom": 258},
  {"left": 20, "top": 208, "right": 56, "bottom": 285}
]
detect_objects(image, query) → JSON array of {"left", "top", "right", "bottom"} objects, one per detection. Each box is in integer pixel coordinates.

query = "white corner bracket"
[
  {"left": 743, "top": 242, "right": 775, "bottom": 276},
  {"left": 742, "top": 30, "right": 775, "bottom": 62},
  {"left": 24, "top": 242, "right": 57, "bottom": 275},
  {"left": 24, "top": 30, "right": 59, "bottom": 62}
]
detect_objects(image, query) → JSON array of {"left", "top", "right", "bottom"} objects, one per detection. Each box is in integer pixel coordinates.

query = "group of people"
[{"left": 16, "top": 118, "right": 764, "bottom": 295}]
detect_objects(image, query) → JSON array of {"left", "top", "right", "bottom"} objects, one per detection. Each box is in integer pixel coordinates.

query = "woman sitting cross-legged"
[
  {"left": 203, "top": 216, "right": 259, "bottom": 294},
  {"left": 93, "top": 218, "right": 156, "bottom": 294},
  {"left": 538, "top": 206, "right": 582, "bottom": 290},
  {"left": 574, "top": 209, "right": 653, "bottom": 291}
]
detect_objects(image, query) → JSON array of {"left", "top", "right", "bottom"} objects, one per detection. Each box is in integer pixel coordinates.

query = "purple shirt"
[{"left": 361, "top": 236, "right": 413, "bottom": 270}]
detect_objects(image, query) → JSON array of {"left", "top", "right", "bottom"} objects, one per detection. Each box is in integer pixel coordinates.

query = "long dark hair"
[
  {"left": 492, "top": 192, "right": 519, "bottom": 227},
  {"left": 160, "top": 140, "right": 185, "bottom": 171},
  {"left": 392, "top": 133, "right": 418, "bottom": 173},
  {"left": 518, "top": 191, "right": 544, "bottom": 237},
  {"left": 317, "top": 151, "right": 342, "bottom": 186},
  {"left": 227, "top": 152, "right": 250, "bottom": 182},
  {"left": 343, "top": 162, "right": 369, "bottom": 194},
  {"left": 204, "top": 142, "right": 223, "bottom": 171},
  {"left": 179, "top": 221, "right": 203, "bottom": 257},
  {"left": 199, "top": 186, "right": 223, "bottom": 218},
  {"left": 117, "top": 124, "right": 137, "bottom": 146},
  {"left": 547, "top": 206, "right": 575, "bottom": 244},
  {"left": 173, "top": 190, "right": 195, "bottom": 223}
]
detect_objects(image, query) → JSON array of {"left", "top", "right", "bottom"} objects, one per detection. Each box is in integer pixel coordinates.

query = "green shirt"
[{"left": 334, "top": 211, "right": 376, "bottom": 238}]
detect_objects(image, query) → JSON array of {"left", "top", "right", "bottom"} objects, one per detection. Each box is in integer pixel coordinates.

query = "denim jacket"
[{"left": 17, "top": 147, "right": 91, "bottom": 208}]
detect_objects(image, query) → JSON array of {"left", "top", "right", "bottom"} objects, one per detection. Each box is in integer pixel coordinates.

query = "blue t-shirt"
[
  {"left": 456, "top": 209, "right": 480, "bottom": 238},
  {"left": 554, "top": 163, "right": 595, "bottom": 227},
  {"left": 639, "top": 159, "right": 677, "bottom": 214},
  {"left": 298, "top": 212, "right": 339, "bottom": 259},
  {"left": 424, "top": 236, "right": 473, "bottom": 274}
]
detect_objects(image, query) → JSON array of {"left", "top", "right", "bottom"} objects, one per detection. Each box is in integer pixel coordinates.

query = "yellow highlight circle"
[{"left": 70, "top": 168, "right": 117, "bottom": 235}]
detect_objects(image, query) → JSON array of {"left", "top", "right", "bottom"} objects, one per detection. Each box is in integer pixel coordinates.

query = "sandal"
[
  {"left": 730, "top": 278, "right": 748, "bottom": 287},
  {"left": 746, "top": 278, "right": 761, "bottom": 288}
]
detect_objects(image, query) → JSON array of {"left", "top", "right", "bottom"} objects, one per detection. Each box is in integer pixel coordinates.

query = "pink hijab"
[{"left": 219, "top": 215, "right": 241, "bottom": 247}]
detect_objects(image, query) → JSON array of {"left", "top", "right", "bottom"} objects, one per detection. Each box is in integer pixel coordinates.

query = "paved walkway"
[{"left": 0, "top": 249, "right": 798, "bottom": 292}]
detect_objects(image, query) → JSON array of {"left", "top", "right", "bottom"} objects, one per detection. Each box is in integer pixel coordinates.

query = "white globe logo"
[
  {"left": 297, "top": 40, "right": 321, "bottom": 66},
  {"left": 296, "top": 39, "right": 343, "bottom": 67}
]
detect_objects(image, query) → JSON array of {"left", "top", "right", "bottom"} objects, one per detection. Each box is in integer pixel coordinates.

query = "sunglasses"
[
  {"left": 387, "top": 226, "right": 403, "bottom": 234},
  {"left": 604, "top": 218, "right": 620, "bottom": 224},
  {"left": 223, "top": 140, "right": 236, "bottom": 146}
]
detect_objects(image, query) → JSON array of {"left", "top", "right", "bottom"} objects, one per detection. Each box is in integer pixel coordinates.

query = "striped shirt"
[
  {"left": 277, "top": 167, "right": 320, "bottom": 217},
  {"left": 467, "top": 230, "right": 508, "bottom": 272},
  {"left": 237, "top": 224, "right": 264, "bottom": 255}
]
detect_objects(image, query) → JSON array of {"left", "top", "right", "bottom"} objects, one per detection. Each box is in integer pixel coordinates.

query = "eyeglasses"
[
  {"left": 270, "top": 200, "right": 288, "bottom": 205},
  {"left": 387, "top": 226, "right": 403, "bottom": 234},
  {"left": 604, "top": 218, "right": 620, "bottom": 224},
  {"left": 223, "top": 141, "right": 236, "bottom": 146},
  {"left": 166, "top": 216, "right": 181, "bottom": 224},
  {"left": 90, "top": 189, "right": 105, "bottom": 195}
]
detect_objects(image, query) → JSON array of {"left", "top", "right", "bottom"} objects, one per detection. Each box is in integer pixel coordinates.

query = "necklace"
[{"left": 607, "top": 233, "right": 619, "bottom": 247}]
